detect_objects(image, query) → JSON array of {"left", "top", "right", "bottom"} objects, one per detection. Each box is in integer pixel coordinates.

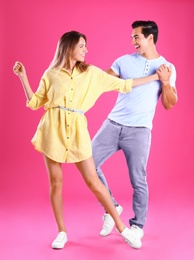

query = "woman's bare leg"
[
  {"left": 44, "top": 155, "right": 66, "bottom": 233},
  {"left": 75, "top": 156, "right": 125, "bottom": 233}
]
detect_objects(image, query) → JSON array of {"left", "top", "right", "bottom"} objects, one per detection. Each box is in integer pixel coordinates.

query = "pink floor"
[{"left": 1, "top": 191, "right": 194, "bottom": 260}]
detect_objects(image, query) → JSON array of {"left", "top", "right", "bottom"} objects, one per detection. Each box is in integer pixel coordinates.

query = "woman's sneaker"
[
  {"left": 100, "top": 205, "right": 123, "bottom": 236},
  {"left": 120, "top": 227, "right": 142, "bottom": 249},
  {"left": 52, "top": 231, "right": 67, "bottom": 249}
]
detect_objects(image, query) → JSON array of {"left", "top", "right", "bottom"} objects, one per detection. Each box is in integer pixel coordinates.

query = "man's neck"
[{"left": 141, "top": 46, "right": 160, "bottom": 60}]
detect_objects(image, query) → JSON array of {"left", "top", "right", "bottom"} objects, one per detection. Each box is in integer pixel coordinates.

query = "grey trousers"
[{"left": 92, "top": 119, "right": 151, "bottom": 228}]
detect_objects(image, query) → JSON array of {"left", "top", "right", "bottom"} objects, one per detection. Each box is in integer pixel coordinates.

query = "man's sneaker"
[
  {"left": 130, "top": 225, "right": 144, "bottom": 239},
  {"left": 100, "top": 205, "right": 123, "bottom": 236},
  {"left": 120, "top": 227, "right": 142, "bottom": 249},
  {"left": 52, "top": 231, "right": 67, "bottom": 249}
]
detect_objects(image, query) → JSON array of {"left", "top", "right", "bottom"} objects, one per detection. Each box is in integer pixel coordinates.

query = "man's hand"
[{"left": 157, "top": 64, "right": 171, "bottom": 85}]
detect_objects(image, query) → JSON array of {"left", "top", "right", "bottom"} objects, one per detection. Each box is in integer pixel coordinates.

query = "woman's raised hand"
[{"left": 13, "top": 61, "right": 26, "bottom": 77}]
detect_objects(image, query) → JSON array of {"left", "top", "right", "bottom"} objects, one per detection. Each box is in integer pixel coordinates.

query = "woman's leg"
[
  {"left": 75, "top": 156, "right": 142, "bottom": 249},
  {"left": 75, "top": 156, "right": 125, "bottom": 233},
  {"left": 43, "top": 155, "right": 66, "bottom": 233}
]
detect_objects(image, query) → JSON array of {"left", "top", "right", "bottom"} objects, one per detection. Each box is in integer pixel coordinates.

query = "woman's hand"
[
  {"left": 13, "top": 61, "right": 26, "bottom": 77},
  {"left": 157, "top": 64, "right": 172, "bottom": 84},
  {"left": 13, "top": 61, "right": 34, "bottom": 100}
]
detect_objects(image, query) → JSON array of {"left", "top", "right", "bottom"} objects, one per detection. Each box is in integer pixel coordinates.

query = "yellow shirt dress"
[{"left": 27, "top": 65, "right": 133, "bottom": 163}]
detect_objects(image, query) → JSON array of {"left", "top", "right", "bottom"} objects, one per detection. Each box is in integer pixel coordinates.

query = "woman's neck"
[{"left": 65, "top": 60, "right": 76, "bottom": 75}]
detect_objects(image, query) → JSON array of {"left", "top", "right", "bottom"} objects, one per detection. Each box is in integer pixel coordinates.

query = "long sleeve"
[
  {"left": 94, "top": 67, "right": 133, "bottom": 93},
  {"left": 27, "top": 76, "right": 48, "bottom": 110}
]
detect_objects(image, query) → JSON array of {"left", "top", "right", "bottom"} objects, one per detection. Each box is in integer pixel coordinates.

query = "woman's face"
[{"left": 71, "top": 37, "right": 88, "bottom": 63}]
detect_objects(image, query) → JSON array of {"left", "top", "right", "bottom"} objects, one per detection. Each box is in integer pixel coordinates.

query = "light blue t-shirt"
[{"left": 108, "top": 53, "right": 176, "bottom": 130}]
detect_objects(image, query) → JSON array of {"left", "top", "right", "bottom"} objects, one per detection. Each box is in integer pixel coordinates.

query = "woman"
[{"left": 13, "top": 31, "right": 159, "bottom": 249}]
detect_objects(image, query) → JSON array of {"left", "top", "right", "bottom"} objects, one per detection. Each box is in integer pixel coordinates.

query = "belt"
[{"left": 57, "top": 106, "right": 84, "bottom": 114}]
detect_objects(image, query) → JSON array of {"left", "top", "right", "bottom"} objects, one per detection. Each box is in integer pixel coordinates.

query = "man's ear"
[{"left": 148, "top": 34, "right": 154, "bottom": 42}]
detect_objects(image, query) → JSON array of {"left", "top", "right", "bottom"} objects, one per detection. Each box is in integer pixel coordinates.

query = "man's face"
[{"left": 131, "top": 27, "right": 152, "bottom": 57}]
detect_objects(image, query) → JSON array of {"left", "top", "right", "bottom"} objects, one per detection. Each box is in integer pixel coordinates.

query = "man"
[{"left": 92, "top": 20, "right": 178, "bottom": 248}]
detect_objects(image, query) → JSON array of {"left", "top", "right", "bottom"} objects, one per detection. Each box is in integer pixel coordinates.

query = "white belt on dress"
[{"left": 56, "top": 106, "right": 84, "bottom": 114}]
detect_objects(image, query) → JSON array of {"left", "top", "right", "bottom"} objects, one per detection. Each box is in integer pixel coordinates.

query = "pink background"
[{"left": 1, "top": 0, "right": 194, "bottom": 259}]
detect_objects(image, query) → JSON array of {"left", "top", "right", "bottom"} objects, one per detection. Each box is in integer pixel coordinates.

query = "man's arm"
[
  {"left": 106, "top": 68, "right": 119, "bottom": 77},
  {"left": 157, "top": 64, "right": 178, "bottom": 110},
  {"left": 161, "top": 84, "right": 177, "bottom": 110}
]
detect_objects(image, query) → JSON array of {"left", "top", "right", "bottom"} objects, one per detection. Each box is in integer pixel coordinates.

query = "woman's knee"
[
  {"left": 86, "top": 177, "right": 102, "bottom": 194},
  {"left": 50, "top": 178, "right": 63, "bottom": 194}
]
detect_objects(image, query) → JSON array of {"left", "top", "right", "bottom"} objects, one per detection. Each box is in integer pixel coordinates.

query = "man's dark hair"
[{"left": 132, "top": 20, "right": 158, "bottom": 44}]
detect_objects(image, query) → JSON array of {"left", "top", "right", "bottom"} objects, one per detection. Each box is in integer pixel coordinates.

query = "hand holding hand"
[{"left": 157, "top": 64, "right": 172, "bottom": 84}]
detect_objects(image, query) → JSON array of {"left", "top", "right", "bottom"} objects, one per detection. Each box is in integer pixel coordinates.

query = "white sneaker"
[
  {"left": 52, "top": 231, "right": 67, "bottom": 249},
  {"left": 130, "top": 225, "right": 144, "bottom": 239},
  {"left": 100, "top": 205, "right": 123, "bottom": 236},
  {"left": 120, "top": 227, "right": 142, "bottom": 249}
]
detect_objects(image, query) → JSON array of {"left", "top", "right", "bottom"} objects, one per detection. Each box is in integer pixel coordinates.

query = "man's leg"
[
  {"left": 119, "top": 126, "right": 151, "bottom": 238},
  {"left": 92, "top": 119, "right": 123, "bottom": 236},
  {"left": 92, "top": 119, "right": 120, "bottom": 205}
]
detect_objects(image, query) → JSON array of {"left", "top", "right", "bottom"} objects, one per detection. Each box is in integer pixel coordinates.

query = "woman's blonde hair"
[{"left": 49, "top": 31, "right": 89, "bottom": 72}]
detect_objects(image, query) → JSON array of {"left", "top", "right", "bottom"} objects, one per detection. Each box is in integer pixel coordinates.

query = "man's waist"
[{"left": 107, "top": 117, "right": 152, "bottom": 130}]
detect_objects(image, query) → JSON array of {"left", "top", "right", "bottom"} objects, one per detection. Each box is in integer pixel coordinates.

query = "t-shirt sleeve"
[
  {"left": 169, "top": 64, "right": 176, "bottom": 88},
  {"left": 111, "top": 58, "right": 120, "bottom": 76}
]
